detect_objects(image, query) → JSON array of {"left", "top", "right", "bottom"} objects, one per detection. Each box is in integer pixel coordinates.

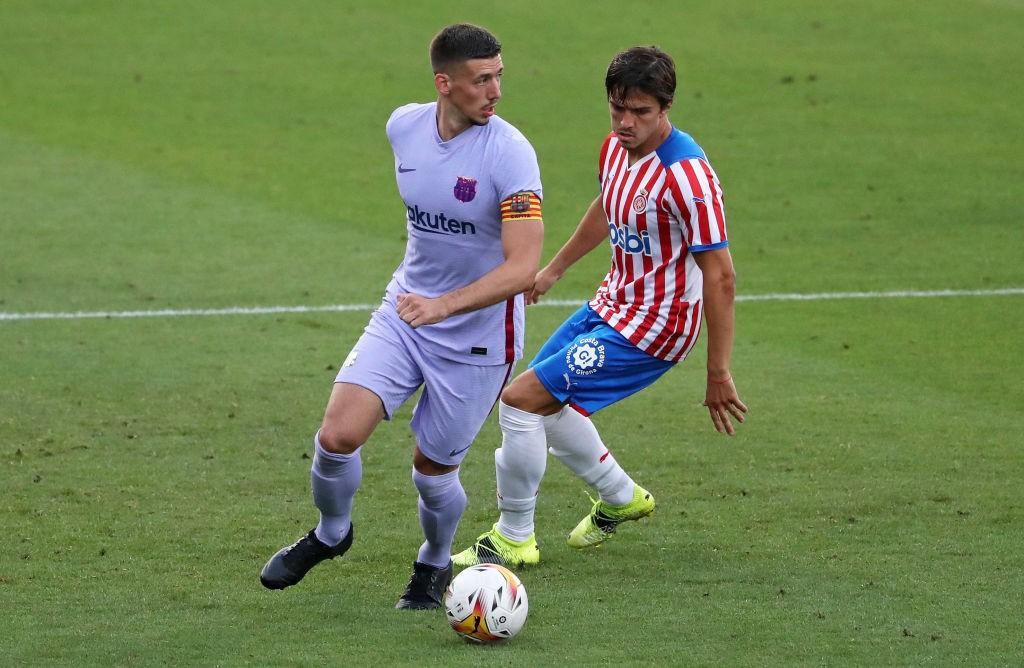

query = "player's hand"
[
  {"left": 396, "top": 293, "right": 450, "bottom": 328},
  {"left": 703, "top": 375, "right": 747, "bottom": 436},
  {"left": 526, "top": 266, "right": 561, "bottom": 304}
]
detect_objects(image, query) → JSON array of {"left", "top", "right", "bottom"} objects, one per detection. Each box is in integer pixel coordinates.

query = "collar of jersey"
[{"left": 431, "top": 103, "right": 482, "bottom": 152}]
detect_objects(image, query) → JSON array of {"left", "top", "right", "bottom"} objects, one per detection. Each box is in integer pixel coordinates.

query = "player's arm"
[
  {"left": 692, "top": 247, "right": 747, "bottom": 435},
  {"left": 527, "top": 196, "right": 607, "bottom": 304},
  {"left": 396, "top": 212, "right": 543, "bottom": 327}
]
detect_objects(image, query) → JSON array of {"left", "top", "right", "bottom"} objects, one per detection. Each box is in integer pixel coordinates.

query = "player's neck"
[
  {"left": 435, "top": 100, "right": 473, "bottom": 142},
  {"left": 626, "top": 119, "right": 673, "bottom": 166}
]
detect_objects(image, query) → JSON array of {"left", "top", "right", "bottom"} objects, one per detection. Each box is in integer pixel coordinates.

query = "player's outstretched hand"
[
  {"left": 396, "top": 293, "right": 450, "bottom": 328},
  {"left": 526, "top": 266, "right": 561, "bottom": 305},
  {"left": 703, "top": 375, "right": 747, "bottom": 436}
]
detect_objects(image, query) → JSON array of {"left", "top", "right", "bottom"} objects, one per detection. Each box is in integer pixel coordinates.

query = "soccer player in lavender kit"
[
  {"left": 259, "top": 24, "right": 544, "bottom": 609},
  {"left": 454, "top": 46, "right": 747, "bottom": 567}
]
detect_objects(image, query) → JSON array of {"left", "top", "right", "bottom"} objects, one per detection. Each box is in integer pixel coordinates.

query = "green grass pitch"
[{"left": 2, "top": 1, "right": 1022, "bottom": 665}]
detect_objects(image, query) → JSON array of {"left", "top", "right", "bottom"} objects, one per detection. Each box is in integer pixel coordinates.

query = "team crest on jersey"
[
  {"left": 566, "top": 337, "right": 606, "bottom": 376},
  {"left": 632, "top": 188, "right": 649, "bottom": 213},
  {"left": 453, "top": 176, "right": 477, "bottom": 203}
]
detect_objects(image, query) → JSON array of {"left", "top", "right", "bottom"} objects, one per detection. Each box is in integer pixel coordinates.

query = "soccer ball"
[{"left": 443, "top": 563, "right": 529, "bottom": 643}]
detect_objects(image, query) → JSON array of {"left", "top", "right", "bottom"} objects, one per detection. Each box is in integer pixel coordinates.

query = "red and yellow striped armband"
[{"left": 500, "top": 191, "right": 543, "bottom": 223}]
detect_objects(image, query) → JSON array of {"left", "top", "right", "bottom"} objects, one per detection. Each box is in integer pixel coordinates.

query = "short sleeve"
[
  {"left": 385, "top": 103, "right": 421, "bottom": 145},
  {"left": 493, "top": 134, "right": 543, "bottom": 203},
  {"left": 664, "top": 158, "right": 728, "bottom": 252}
]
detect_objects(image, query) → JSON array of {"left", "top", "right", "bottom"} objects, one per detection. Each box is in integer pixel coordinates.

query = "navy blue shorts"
[{"left": 529, "top": 304, "right": 675, "bottom": 415}]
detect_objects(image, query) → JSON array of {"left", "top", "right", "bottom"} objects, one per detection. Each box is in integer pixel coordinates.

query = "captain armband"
[{"left": 500, "top": 191, "right": 543, "bottom": 223}]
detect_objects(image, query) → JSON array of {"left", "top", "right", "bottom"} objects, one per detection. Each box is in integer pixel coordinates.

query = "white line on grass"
[{"left": 1, "top": 287, "right": 1022, "bottom": 322}]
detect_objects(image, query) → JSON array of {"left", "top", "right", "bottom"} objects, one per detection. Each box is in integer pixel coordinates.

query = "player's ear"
[{"left": 434, "top": 72, "right": 450, "bottom": 96}]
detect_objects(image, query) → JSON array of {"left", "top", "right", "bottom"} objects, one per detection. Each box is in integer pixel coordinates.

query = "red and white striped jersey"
[{"left": 589, "top": 129, "right": 729, "bottom": 362}]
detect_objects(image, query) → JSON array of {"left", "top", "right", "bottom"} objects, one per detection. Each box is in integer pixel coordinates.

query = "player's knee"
[
  {"left": 501, "top": 375, "right": 560, "bottom": 415},
  {"left": 498, "top": 399, "right": 546, "bottom": 435},
  {"left": 412, "top": 447, "right": 458, "bottom": 475},
  {"left": 317, "top": 424, "right": 363, "bottom": 455},
  {"left": 499, "top": 382, "right": 531, "bottom": 410}
]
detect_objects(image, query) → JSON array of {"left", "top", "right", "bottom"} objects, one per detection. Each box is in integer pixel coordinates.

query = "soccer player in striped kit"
[
  {"left": 259, "top": 24, "right": 544, "bottom": 608},
  {"left": 455, "top": 46, "right": 747, "bottom": 567}
]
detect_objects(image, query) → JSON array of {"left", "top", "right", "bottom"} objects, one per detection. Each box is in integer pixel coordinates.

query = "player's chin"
[{"left": 472, "top": 107, "right": 496, "bottom": 125}]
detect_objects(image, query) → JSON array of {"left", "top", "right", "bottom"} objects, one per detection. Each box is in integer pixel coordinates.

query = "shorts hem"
[
  {"left": 533, "top": 366, "right": 571, "bottom": 406},
  {"left": 332, "top": 378, "right": 394, "bottom": 421}
]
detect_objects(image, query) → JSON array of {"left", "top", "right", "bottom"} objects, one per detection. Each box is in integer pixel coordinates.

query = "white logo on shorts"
[
  {"left": 566, "top": 338, "right": 606, "bottom": 376},
  {"left": 342, "top": 349, "right": 359, "bottom": 369}
]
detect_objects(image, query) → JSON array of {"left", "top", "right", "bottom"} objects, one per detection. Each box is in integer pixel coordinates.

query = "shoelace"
[
  {"left": 583, "top": 491, "right": 620, "bottom": 533},
  {"left": 405, "top": 568, "right": 441, "bottom": 599},
  {"left": 408, "top": 570, "right": 429, "bottom": 588},
  {"left": 472, "top": 536, "right": 502, "bottom": 559},
  {"left": 585, "top": 491, "right": 611, "bottom": 520},
  {"left": 282, "top": 533, "right": 325, "bottom": 566}
]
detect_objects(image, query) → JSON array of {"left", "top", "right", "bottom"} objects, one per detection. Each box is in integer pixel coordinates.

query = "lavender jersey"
[{"left": 384, "top": 102, "right": 542, "bottom": 365}]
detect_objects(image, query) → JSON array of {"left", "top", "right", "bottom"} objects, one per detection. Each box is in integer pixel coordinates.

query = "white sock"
[
  {"left": 544, "top": 406, "right": 635, "bottom": 506},
  {"left": 494, "top": 401, "right": 547, "bottom": 542},
  {"left": 310, "top": 431, "right": 361, "bottom": 546}
]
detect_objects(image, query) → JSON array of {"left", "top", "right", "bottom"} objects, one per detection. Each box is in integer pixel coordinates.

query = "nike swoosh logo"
[
  {"left": 449, "top": 445, "right": 471, "bottom": 457},
  {"left": 398, "top": 165, "right": 416, "bottom": 173}
]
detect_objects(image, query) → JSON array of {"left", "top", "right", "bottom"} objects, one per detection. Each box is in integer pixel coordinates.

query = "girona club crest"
[
  {"left": 453, "top": 176, "right": 477, "bottom": 203},
  {"left": 632, "top": 188, "right": 649, "bottom": 213}
]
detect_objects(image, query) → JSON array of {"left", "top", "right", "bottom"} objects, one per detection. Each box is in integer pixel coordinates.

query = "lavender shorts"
[{"left": 335, "top": 303, "right": 513, "bottom": 466}]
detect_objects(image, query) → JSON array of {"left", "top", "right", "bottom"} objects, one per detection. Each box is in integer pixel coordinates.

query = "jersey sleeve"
[
  {"left": 493, "top": 134, "right": 543, "bottom": 205},
  {"left": 385, "top": 103, "right": 421, "bottom": 145},
  {"left": 664, "top": 158, "right": 728, "bottom": 252}
]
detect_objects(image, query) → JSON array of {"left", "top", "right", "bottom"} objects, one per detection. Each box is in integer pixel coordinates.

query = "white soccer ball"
[{"left": 443, "top": 563, "right": 529, "bottom": 643}]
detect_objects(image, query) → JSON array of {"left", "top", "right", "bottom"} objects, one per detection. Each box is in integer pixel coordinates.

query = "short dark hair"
[
  {"left": 429, "top": 24, "right": 501, "bottom": 74},
  {"left": 605, "top": 46, "right": 676, "bottom": 109}
]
